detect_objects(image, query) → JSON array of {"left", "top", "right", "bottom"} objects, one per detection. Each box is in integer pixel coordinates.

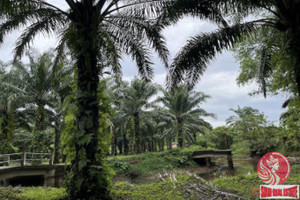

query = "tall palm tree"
[
  {"left": 156, "top": 85, "right": 214, "bottom": 148},
  {"left": 2, "top": 52, "right": 60, "bottom": 131},
  {"left": 1, "top": 52, "right": 72, "bottom": 155},
  {"left": 0, "top": 1, "right": 170, "bottom": 199},
  {"left": 165, "top": 0, "right": 300, "bottom": 97},
  {"left": 119, "top": 78, "right": 157, "bottom": 154}
]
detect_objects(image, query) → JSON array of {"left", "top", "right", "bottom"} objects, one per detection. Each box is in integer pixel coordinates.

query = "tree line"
[{"left": 0, "top": 52, "right": 214, "bottom": 157}]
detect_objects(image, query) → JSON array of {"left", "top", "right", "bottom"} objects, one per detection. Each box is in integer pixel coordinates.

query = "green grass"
[
  {"left": 108, "top": 148, "right": 201, "bottom": 178},
  {"left": 0, "top": 187, "right": 66, "bottom": 200}
]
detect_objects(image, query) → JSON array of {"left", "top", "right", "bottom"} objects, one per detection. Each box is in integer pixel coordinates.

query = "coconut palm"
[
  {"left": 0, "top": 1, "right": 171, "bottom": 198},
  {"left": 165, "top": 0, "right": 300, "bottom": 97},
  {"left": 156, "top": 85, "right": 214, "bottom": 148}
]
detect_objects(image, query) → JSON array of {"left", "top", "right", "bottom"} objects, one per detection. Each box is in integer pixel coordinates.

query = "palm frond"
[
  {"left": 168, "top": 22, "right": 258, "bottom": 88},
  {"left": 13, "top": 14, "right": 66, "bottom": 60}
]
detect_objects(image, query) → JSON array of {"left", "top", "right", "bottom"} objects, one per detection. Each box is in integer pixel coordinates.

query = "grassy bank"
[
  {"left": 0, "top": 175, "right": 238, "bottom": 200},
  {"left": 108, "top": 146, "right": 203, "bottom": 179}
]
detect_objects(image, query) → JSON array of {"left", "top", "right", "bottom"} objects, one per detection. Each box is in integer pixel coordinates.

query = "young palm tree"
[
  {"left": 0, "top": 1, "right": 170, "bottom": 199},
  {"left": 165, "top": 0, "right": 300, "bottom": 96},
  {"left": 156, "top": 85, "right": 214, "bottom": 148}
]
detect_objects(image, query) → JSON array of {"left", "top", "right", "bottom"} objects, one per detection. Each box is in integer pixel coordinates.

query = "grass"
[
  {"left": 0, "top": 187, "right": 66, "bottom": 200},
  {"left": 108, "top": 148, "right": 201, "bottom": 178},
  {"left": 0, "top": 175, "right": 228, "bottom": 200}
]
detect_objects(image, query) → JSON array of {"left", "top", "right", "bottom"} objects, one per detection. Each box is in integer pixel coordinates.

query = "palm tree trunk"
[
  {"left": 111, "top": 130, "right": 117, "bottom": 156},
  {"left": 1, "top": 110, "right": 9, "bottom": 140},
  {"left": 167, "top": 138, "right": 172, "bottom": 150},
  {"left": 129, "top": 126, "right": 134, "bottom": 154},
  {"left": 134, "top": 113, "right": 141, "bottom": 154},
  {"left": 193, "top": 132, "right": 197, "bottom": 144},
  {"left": 294, "top": 44, "right": 300, "bottom": 95},
  {"left": 177, "top": 122, "right": 184, "bottom": 148},
  {"left": 68, "top": 5, "right": 110, "bottom": 199},
  {"left": 118, "top": 141, "right": 123, "bottom": 155},
  {"left": 123, "top": 132, "right": 129, "bottom": 155},
  {"left": 35, "top": 103, "right": 45, "bottom": 131},
  {"left": 53, "top": 127, "right": 60, "bottom": 164}
]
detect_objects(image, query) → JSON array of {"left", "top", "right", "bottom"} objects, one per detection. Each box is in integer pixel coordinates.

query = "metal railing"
[{"left": 0, "top": 152, "right": 53, "bottom": 167}]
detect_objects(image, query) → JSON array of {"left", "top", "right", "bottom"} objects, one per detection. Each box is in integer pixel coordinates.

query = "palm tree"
[
  {"left": 165, "top": 0, "right": 300, "bottom": 96},
  {"left": 156, "top": 85, "right": 214, "bottom": 148},
  {"left": 1, "top": 52, "right": 72, "bottom": 156},
  {"left": 226, "top": 106, "right": 259, "bottom": 126},
  {"left": 118, "top": 78, "right": 157, "bottom": 154},
  {"left": 2, "top": 52, "right": 61, "bottom": 132},
  {"left": 0, "top": 1, "right": 170, "bottom": 198}
]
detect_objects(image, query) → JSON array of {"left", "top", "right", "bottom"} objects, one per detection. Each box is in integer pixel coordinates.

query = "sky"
[{"left": 0, "top": 1, "right": 288, "bottom": 127}]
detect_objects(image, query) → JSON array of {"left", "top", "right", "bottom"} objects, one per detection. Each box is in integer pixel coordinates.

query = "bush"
[
  {"left": 125, "top": 166, "right": 143, "bottom": 179},
  {"left": 109, "top": 159, "right": 130, "bottom": 174}
]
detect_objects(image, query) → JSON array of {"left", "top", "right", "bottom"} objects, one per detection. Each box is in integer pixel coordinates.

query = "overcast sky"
[{"left": 0, "top": 1, "right": 288, "bottom": 127}]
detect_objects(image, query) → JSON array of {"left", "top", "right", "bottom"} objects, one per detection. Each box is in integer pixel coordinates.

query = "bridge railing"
[{"left": 0, "top": 152, "right": 53, "bottom": 167}]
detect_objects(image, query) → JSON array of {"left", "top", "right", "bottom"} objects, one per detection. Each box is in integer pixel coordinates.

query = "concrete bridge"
[
  {"left": 0, "top": 165, "right": 65, "bottom": 187},
  {"left": 192, "top": 150, "right": 234, "bottom": 169},
  {"left": 0, "top": 152, "right": 65, "bottom": 187}
]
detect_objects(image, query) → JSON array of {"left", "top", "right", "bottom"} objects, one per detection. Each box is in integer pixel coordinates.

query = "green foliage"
[
  {"left": 109, "top": 149, "right": 198, "bottom": 178},
  {"left": 0, "top": 140, "right": 15, "bottom": 154},
  {"left": 62, "top": 79, "right": 114, "bottom": 199},
  {"left": 16, "top": 187, "right": 66, "bottom": 200},
  {"left": 0, "top": 187, "right": 66, "bottom": 200},
  {"left": 234, "top": 27, "right": 298, "bottom": 96},
  {"left": 213, "top": 173, "right": 261, "bottom": 199},
  {"left": 280, "top": 100, "right": 300, "bottom": 154},
  {"left": 227, "top": 106, "right": 280, "bottom": 157},
  {"left": 110, "top": 159, "right": 130, "bottom": 174},
  {"left": 207, "top": 126, "right": 233, "bottom": 149}
]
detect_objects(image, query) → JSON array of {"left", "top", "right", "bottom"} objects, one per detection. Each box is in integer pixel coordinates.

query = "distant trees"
[
  {"left": 0, "top": 51, "right": 72, "bottom": 157},
  {"left": 226, "top": 106, "right": 279, "bottom": 157},
  {"left": 108, "top": 80, "right": 214, "bottom": 155},
  {"left": 120, "top": 79, "right": 158, "bottom": 154},
  {"left": 280, "top": 99, "right": 300, "bottom": 153},
  {"left": 207, "top": 126, "right": 233, "bottom": 150}
]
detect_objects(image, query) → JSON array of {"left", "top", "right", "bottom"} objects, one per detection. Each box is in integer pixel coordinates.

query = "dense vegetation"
[{"left": 2, "top": 164, "right": 300, "bottom": 200}]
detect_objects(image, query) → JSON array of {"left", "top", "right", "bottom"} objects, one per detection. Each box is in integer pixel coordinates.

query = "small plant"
[{"left": 109, "top": 159, "right": 130, "bottom": 174}]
